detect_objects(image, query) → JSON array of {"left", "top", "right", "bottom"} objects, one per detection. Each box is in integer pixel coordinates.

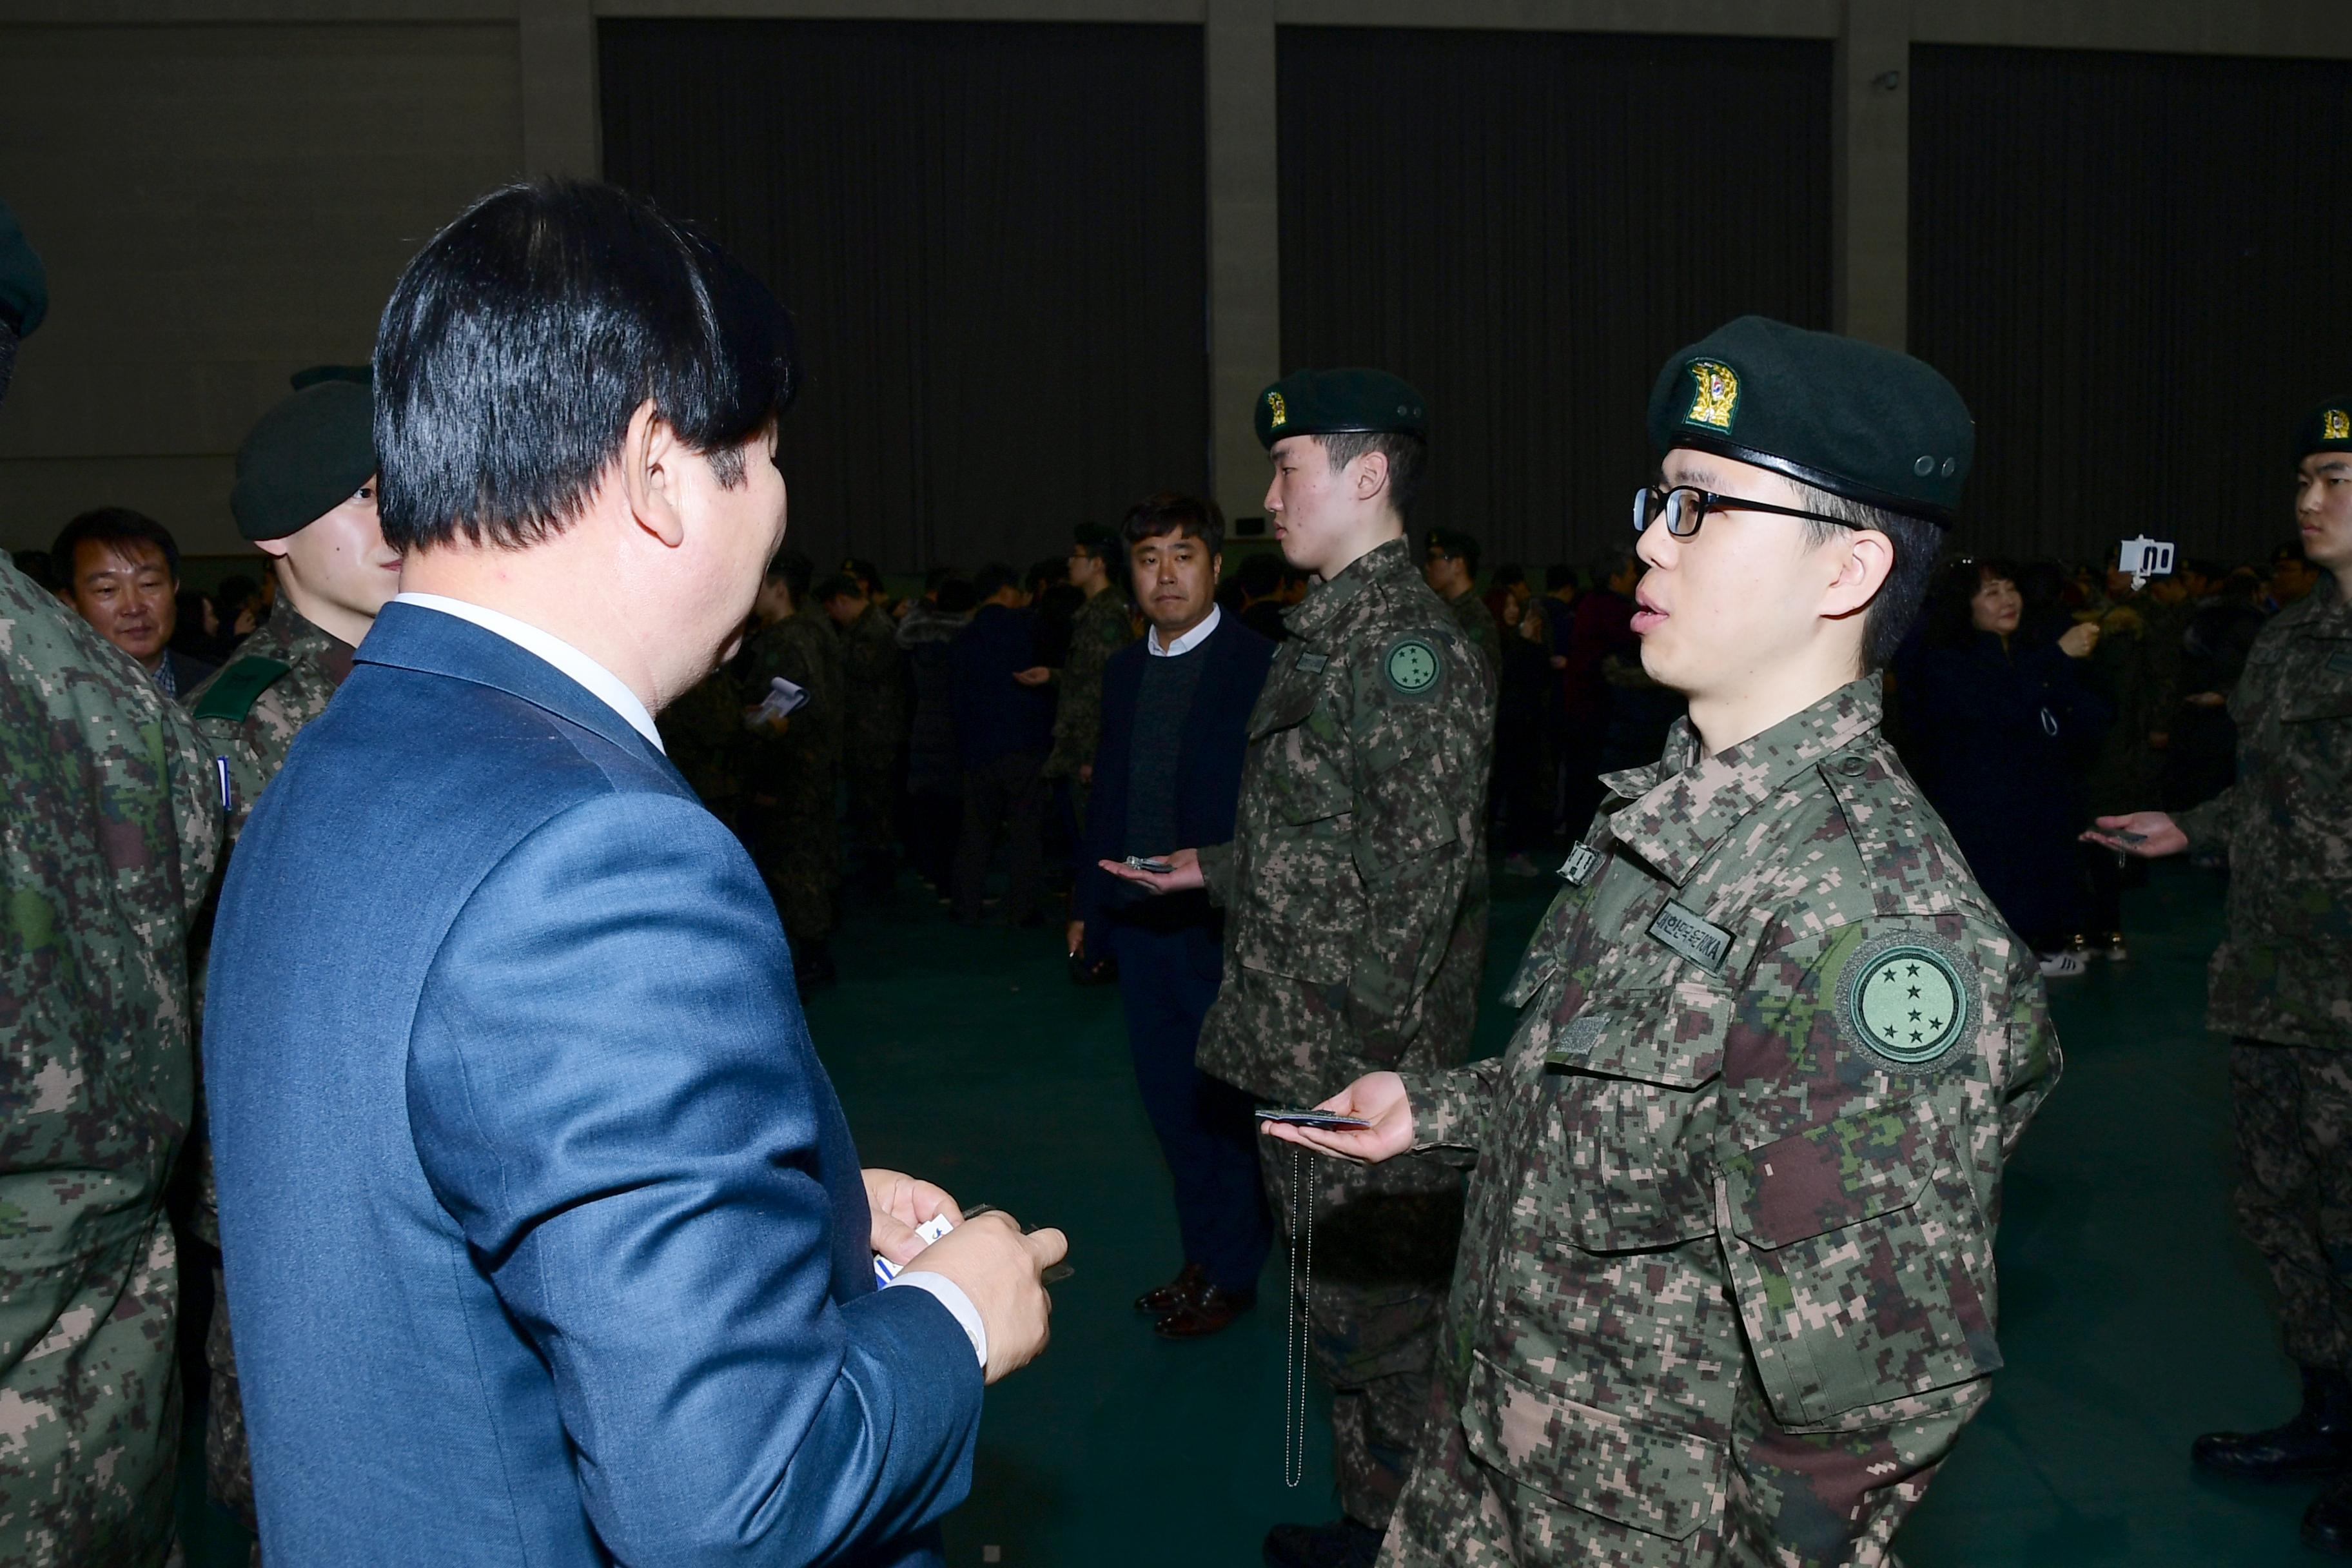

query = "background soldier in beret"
[
  {"left": 739, "top": 549, "right": 845, "bottom": 991},
  {"left": 821, "top": 569, "right": 910, "bottom": 892},
  {"left": 0, "top": 197, "right": 224, "bottom": 1568},
  {"left": 1033, "top": 522, "right": 1138, "bottom": 826},
  {"left": 1422, "top": 527, "right": 1501, "bottom": 676},
  {"left": 183, "top": 365, "right": 396, "bottom": 1538},
  {"left": 2093, "top": 397, "right": 2352, "bottom": 1556},
  {"left": 1109, "top": 369, "right": 1496, "bottom": 1568},
  {"left": 1277, "top": 317, "right": 2061, "bottom": 1566}
]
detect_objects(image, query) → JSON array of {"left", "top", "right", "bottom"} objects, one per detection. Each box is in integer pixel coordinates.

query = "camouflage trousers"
[
  {"left": 205, "top": 1265, "right": 257, "bottom": 1535},
  {"left": 745, "top": 795, "right": 840, "bottom": 942},
  {"left": 1260, "top": 1140, "right": 1465, "bottom": 1529},
  {"left": 2232, "top": 1039, "right": 2352, "bottom": 1371}
]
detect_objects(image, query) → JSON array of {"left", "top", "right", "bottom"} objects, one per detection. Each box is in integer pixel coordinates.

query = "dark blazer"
[
  {"left": 948, "top": 602, "right": 1054, "bottom": 768},
  {"left": 1076, "top": 612, "right": 1275, "bottom": 941},
  {"left": 204, "top": 602, "right": 981, "bottom": 1567},
  {"left": 162, "top": 645, "right": 217, "bottom": 698}
]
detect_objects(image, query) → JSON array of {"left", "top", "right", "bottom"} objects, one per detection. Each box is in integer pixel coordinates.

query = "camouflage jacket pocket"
[
  {"left": 1460, "top": 1349, "right": 1729, "bottom": 1549},
  {"left": 1716, "top": 1105, "right": 1999, "bottom": 1427}
]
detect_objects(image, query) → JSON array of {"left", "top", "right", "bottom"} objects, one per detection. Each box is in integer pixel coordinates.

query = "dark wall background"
[
  {"left": 1912, "top": 45, "right": 2352, "bottom": 565},
  {"left": 1276, "top": 27, "right": 1832, "bottom": 571},
  {"left": 601, "top": 19, "right": 1208, "bottom": 573}
]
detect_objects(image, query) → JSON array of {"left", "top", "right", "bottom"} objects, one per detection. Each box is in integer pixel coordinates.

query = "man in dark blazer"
[
  {"left": 1076, "top": 493, "right": 1275, "bottom": 1337},
  {"left": 202, "top": 179, "right": 1063, "bottom": 1567}
]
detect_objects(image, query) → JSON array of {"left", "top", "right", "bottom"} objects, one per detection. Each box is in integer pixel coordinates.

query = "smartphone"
[
  {"left": 1124, "top": 856, "right": 1175, "bottom": 874},
  {"left": 1254, "top": 1107, "right": 1373, "bottom": 1131}
]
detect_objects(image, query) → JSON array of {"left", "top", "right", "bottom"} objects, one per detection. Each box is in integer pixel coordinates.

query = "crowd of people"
[{"left": 3, "top": 172, "right": 2347, "bottom": 1568}]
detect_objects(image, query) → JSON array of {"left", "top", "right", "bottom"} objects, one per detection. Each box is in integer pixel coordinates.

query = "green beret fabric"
[
  {"left": 230, "top": 379, "right": 378, "bottom": 542},
  {"left": 1647, "top": 316, "right": 1974, "bottom": 527},
  {"left": 1255, "top": 368, "right": 1427, "bottom": 449},
  {"left": 0, "top": 199, "right": 48, "bottom": 340},
  {"left": 2293, "top": 396, "right": 2352, "bottom": 461}
]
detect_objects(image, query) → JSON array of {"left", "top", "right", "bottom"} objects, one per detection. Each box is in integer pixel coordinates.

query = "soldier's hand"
[
  {"left": 1261, "top": 1072, "right": 1416, "bottom": 1164},
  {"left": 864, "top": 1168, "right": 963, "bottom": 1266},
  {"left": 2058, "top": 622, "right": 2101, "bottom": 658},
  {"left": 1064, "top": 920, "right": 1085, "bottom": 959},
  {"left": 1097, "top": 847, "right": 1203, "bottom": 894},
  {"left": 1012, "top": 666, "right": 1053, "bottom": 687},
  {"left": 2083, "top": 811, "right": 2188, "bottom": 858},
  {"left": 914, "top": 1212, "right": 1066, "bottom": 1386}
]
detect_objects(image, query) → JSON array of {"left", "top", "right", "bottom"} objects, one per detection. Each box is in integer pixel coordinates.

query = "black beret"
[
  {"left": 0, "top": 199, "right": 48, "bottom": 340},
  {"left": 1647, "top": 316, "right": 1974, "bottom": 528},
  {"left": 1255, "top": 368, "right": 1427, "bottom": 449},
  {"left": 289, "top": 362, "right": 371, "bottom": 392},
  {"left": 230, "top": 379, "right": 378, "bottom": 542},
  {"left": 2293, "top": 396, "right": 2352, "bottom": 462}
]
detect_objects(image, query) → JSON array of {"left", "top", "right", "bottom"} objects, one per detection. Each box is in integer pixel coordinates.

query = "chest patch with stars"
[
  {"left": 1837, "top": 933, "right": 1975, "bottom": 1073},
  {"left": 1382, "top": 635, "right": 1444, "bottom": 697}
]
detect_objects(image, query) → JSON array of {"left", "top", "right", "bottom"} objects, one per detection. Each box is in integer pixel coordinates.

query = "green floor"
[{"left": 181, "top": 860, "right": 2332, "bottom": 1563}]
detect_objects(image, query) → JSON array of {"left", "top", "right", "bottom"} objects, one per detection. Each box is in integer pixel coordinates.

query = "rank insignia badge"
[
  {"left": 1838, "top": 932, "right": 1975, "bottom": 1073},
  {"left": 1683, "top": 359, "right": 1740, "bottom": 431}
]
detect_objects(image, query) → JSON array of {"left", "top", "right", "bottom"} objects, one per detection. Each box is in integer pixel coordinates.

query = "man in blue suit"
[
  {"left": 1074, "top": 495, "right": 1275, "bottom": 1338},
  {"left": 204, "top": 179, "right": 1064, "bottom": 1567}
]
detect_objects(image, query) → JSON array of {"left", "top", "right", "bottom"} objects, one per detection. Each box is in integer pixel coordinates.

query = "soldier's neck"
[
  {"left": 277, "top": 575, "right": 373, "bottom": 651},
  {"left": 1687, "top": 651, "right": 1868, "bottom": 757}
]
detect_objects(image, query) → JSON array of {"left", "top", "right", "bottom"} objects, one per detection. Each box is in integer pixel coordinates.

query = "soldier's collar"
[
  {"left": 1283, "top": 535, "right": 1411, "bottom": 640},
  {"left": 1607, "top": 676, "right": 1885, "bottom": 887}
]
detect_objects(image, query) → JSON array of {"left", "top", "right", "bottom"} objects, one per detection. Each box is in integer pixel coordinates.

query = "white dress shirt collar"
[
  {"left": 393, "top": 592, "right": 665, "bottom": 752},
  {"left": 1146, "top": 601, "right": 1221, "bottom": 658}
]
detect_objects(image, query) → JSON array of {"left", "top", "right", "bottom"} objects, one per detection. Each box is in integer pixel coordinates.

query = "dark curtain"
[
  {"left": 1276, "top": 28, "right": 1832, "bottom": 570},
  {"left": 601, "top": 20, "right": 1208, "bottom": 573},
  {"left": 1912, "top": 46, "right": 2352, "bottom": 564}
]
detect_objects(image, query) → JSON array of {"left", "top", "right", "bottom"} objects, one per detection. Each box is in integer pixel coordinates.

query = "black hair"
[
  {"left": 1071, "top": 524, "right": 1118, "bottom": 564},
  {"left": 934, "top": 578, "right": 980, "bottom": 614},
  {"left": 814, "top": 573, "right": 863, "bottom": 603},
  {"left": 971, "top": 562, "right": 1020, "bottom": 601},
  {"left": 1790, "top": 482, "right": 1948, "bottom": 672},
  {"left": 923, "top": 564, "right": 963, "bottom": 594},
  {"left": 52, "top": 507, "right": 181, "bottom": 583},
  {"left": 1235, "top": 552, "right": 1283, "bottom": 598},
  {"left": 1490, "top": 562, "right": 1525, "bottom": 590},
  {"left": 1121, "top": 491, "right": 1225, "bottom": 558},
  {"left": 10, "top": 547, "right": 54, "bottom": 591},
  {"left": 765, "top": 549, "right": 813, "bottom": 603},
  {"left": 1316, "top": 431, "right": 1427, "bottom": 515},
  {"left": 373, "top": 179, "right": 798, "bottom": 553},
  {"left": 1026, "top": 557, "right": 1068, "bottom": 594},
  {"left": 1544, "top": 562, "right": 1577, "bottom": 591},
  {"left": 1424, "top": 527, "right": 1482, "bottom": 576},
  {"left": 1920, "top": 555, "right": 2023, "bottom": 650}
]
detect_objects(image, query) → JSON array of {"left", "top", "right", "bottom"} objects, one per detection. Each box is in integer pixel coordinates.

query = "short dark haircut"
[
  {"left": 814, "top": 573, "right": 863, "bottom": 603},
  {"left": 1317, "top": 431, "right": 1427, "bottom": 515},
  {"left": 53, "top": 507, "right": 181, "bottom": 582},
  {"left": 934, "top": 579, "right": 980, "bottom": 614},
  {"left": 1489, "top": 562, "right": 1525, "bottom": 591},
  {"left": 1235, "top": 551, "right": 1282, "bottom": 598},
  {"left": 1921, "top": 554, "right": 2022, "bottom": 650},
  {"left": 1544, "top": 563, "right": 1578, "bottom": 591},
  {"left": 765, "top": 549, "right": 813, "bottom": 603},
  {"left": 1026, "top": 557, "right": 1066, "bottom": 594},
  {"left": 1790, "top": 481, "right": 1945, "bottom": 672},
  {"left": 971, "top": 561, "right": 1019, "bottom": 601},
  {"left": 373, "top": 179, "right": 798, "bottom": 553},
  {"left": 1071, "top": 523, "right": 1118, "bottom": 564},
  {"left": 1425, "top": 527, "right": 1481, "bottom": 576},
  {"left": 1121, "top": 491, "right": 1225, "bottom": 558},
  {"left": 923, "top": 564, "right": 963, "bottom": 594}
]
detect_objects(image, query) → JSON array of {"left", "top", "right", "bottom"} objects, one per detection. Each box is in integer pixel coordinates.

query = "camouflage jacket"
[
  {"left": 1400, "top": 678, "right": 2059, "bottom": 1562},
  {"left": 1445, "top": 586, "right": 1502, "bottom": 677},
  {"left": 0, "top": 553, "right": 220, "bottom": 1565},
  {"left": 2177, "top": 584, "right": 2352, "bottom": 1048},
  {"left": 738, "top": 607, "right": 843, "bottom": 803},
  {"left": 1043, "top": 588, "right": 1135, "bottom": 779},
  {"left": 1197, "top": 536, "right": 1496, "bottom": 1104},
  {"left": 657, "top": 667, "right": 750, "bottom": 825},
  {"left": 188, "top": 602, "right": 355, "bottom": 840},
  {"left": 836, "top": 603, "right": 907, "bottom": 771}
]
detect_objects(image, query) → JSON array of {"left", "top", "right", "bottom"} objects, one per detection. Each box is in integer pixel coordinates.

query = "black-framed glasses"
[{"left": 1631, "top": 485, "right": 1859, "bottom": 538}]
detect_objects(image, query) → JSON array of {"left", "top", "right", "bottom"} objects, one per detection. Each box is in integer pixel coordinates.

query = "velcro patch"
[
  {"left": 1297, "top": 651, "right": 1330, "bottom": 674},
  {"left": 1381, "top": 634, "right": 1444, "bottom": 698},
  {"left": 1559, "top": 843, "right": 1603, "bottom": 887},
  {"left": 1649, "top": 901, "right": 1731, "bottom": 972},
  {"left": 1837, "top": 933, "right": 1976, "bottom": 1073},
  {"left": 1550, "top": 1011, "right": 1611, "bottom": 1061}
]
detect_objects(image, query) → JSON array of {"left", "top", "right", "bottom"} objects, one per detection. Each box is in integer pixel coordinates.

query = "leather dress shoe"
[
  {"left": 1154, "top": 1283, "right": 1255, "bottom": 1339},
  {"left": 2193, "top": 1365, "right": 2352, "bottom": 1481},
  {"left": 2310, "top": 1473, "right": 2352, "bottom": 1556},
  {"left": 1263, "top": 1517, "right": 1382, "bottom": 1568},
  {"left": 1133, "top": 1262, "right": 1205, "bottom": 1316}
]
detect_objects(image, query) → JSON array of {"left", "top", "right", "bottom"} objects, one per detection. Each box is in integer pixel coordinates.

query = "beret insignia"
[
  {"left": 2328, "top": 409, "right": 2351, "bottom": 442},
  {"left": 1837, "top": 932, "right": 1975, "bottom": 1073},
  {"left": 1683, "top": 359, "right": 1740, "bottom": 431},
  {"left": 1381, "top": 634, "right": 1442, "bottom": 697},
  {"left": 1267, "top": 390, "right": 1288, "bottom": 429}
]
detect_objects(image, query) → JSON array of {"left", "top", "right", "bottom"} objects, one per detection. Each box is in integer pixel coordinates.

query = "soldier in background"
[
  {"left": 1279, "top": 317, "right": 2062, "bottom": 1566},
  {"left": 1108, "top": 370, "right": 1494, "bottom": 1568},
  {"left": 0, "top": 196, "right": 223, "bottom": 1568},
  {"left": 2093, "top": 396, "right": 2352, "bottom": 1557},
  {"left": 186, "top": 366, "right": 396, "bottom": 1538},
  {"left": 1421, "top": 526, "right": 1500, "bottom": 675},
  {"left": 1032, "top": 523, "right": 1137, "bottom": 827},
  {"left": 739, "top": 549, "right": 844, "bottom": 991},
  {"left": 820, "top": 570, "right": 908, "bottom": 893}
]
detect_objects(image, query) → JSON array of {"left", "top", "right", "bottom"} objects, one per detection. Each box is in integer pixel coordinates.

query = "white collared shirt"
[
  {"left": 394, "top": 592, "right": 665, "bottom": 752},
  {"left": 1146, "top": 602, "right": 1221, "bottom": 658}
]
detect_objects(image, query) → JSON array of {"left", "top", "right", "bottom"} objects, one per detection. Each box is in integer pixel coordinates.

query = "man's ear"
[
  {"left": 1825, "top": 529, "right": 1896, "bottom": 619},
  {"left": 621, "top": 399, "right": 687, "bottom": 549},
  {"left": 1208, "top": 551, "right": 1224, "bottom": 585},
  {"left": 1352, "top": 448, "right": 1392, "bottom": 505}
]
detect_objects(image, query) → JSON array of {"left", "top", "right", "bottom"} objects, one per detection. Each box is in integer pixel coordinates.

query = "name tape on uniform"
[
  {"left": 1648, "top": 901, "right": 1732, "bottom": 972},
  {"left": 1558, "top": 843, "right": 1603, "bottom": 887},
  {"left": 1297, "top": 651, "right": 1331, "bottom": 674}
]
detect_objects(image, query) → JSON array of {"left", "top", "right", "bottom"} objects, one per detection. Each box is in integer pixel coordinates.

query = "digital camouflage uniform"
[
  {"left": 184, "top": 601, "right": 357, "bottom": 1534},
  {"left": 738, "top": 607, "right": 843, "bottom": 942},
  {"left": 1041, "top": 587, "right": 1135, "bottom": 822},
  {"left": 1444, "top": 587, "right": 1502, "bottom": 680},
  {"left": 835, "top": 603, "right": 908, "bottom": 874},
  {"left": 1384, "top": 677, "right": 2059, "bottom": 1567},
  {"left": 1197, "top": 535, "right": 1496, "bottom": 1528},
  {"left": 2175, "top": 584, "right": 2352, "bottom": 1372},
  {"left": 657, "top": 667, "right": 749, "bottom": 833},
  {"left": 0, "top": 552, "right": 220, "bottom": 1567}
]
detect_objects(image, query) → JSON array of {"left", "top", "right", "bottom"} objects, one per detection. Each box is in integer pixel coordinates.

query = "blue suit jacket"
[{"left": 205, "top": 602, "right": 982, "bottom": 1567}]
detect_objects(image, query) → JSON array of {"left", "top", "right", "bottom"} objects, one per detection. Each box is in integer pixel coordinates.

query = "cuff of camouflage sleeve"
[
  {"left": 1196, "top": 840, "right": 1235, "bottom": 908},
  {"left": 1402, "top": 1066, "right": 1488, "bottom": 1155},
  {"left": 2172, "top": 794, "right": 2228, "bottom": 854}
]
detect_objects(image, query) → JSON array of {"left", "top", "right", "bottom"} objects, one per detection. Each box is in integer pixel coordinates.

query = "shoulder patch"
[
  {"left": 1837, "top": 932, "right": 1976, "bottom": 1073},
  {"left": 191, "top": 656, "right": 293, "bottom": 725},
  {"left": 1380, "top": 633, "right": 1445, "bottom": 698}
]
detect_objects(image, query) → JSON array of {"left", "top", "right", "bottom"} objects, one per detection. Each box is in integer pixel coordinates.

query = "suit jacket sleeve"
[{"left": 406, "top": 789, "right": 983, "bottom": 1567}]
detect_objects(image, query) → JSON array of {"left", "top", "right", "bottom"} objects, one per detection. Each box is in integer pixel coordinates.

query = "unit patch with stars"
[
  {"left": 1381, "top": 634, "right": 1444, "bottom": 698},
  {"left": 1836, "top": 932, "right": 1976, "bottom": 1073}
]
